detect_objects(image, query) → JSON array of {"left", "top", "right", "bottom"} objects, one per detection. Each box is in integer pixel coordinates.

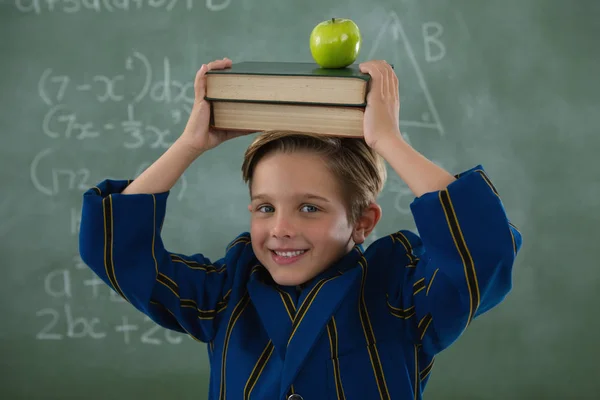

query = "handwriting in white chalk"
[
  {"left": 368, "top": 11, "right": 445, "bottom": 136},
  {"left": 36, "top": 255, "right": 187, "bottom": 344},
  {"left": 423, "top": 22, "right": 446, "bottom": 63},
  {"left": 35, "top": 304, "right": 184, "bottom": 344},
  {"left": 30, "top": 147, "right": 188, "bottom": 199},
  {"left": 15, "top": 0, "right": 230, "bottom": 14},
  {"left": 38, "top": 52, "right": 192, "bottom": 106}
]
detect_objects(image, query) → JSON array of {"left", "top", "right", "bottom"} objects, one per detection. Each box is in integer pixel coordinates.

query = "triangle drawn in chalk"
[{"left": 365, "top": 11, "right": 445, "bottom": 136}]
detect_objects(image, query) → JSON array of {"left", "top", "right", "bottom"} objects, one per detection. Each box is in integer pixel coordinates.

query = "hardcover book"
[
  {"left": 210, "top": 101, "right": 364, "bottom": 137},
  {"left": 205, "top": 61, "right": 370, "bottom": 106}
]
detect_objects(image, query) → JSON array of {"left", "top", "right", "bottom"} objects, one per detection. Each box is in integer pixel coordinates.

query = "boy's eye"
[
  {"left": 257, "top": 205, "right": 274, "bottom": 213},
  {"left": 300, "top": 204, "right": 319, "bottom": 213}
]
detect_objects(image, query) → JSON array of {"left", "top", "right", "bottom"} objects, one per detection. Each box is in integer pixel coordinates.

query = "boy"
[{"left": 79, "top": 57, "right": 522, "bottom": 399}]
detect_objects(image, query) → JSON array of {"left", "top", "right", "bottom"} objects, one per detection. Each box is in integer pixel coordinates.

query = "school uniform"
[{"left": 79, "top": 164, "right": 522, "bottom": 400}]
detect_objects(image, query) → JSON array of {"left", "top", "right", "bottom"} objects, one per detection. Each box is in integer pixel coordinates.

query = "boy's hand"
[
  {"left": 359, "top": 60, "right": 402, "bottom": 151},
  {"left": 180, "top": 57, "right": 249, "bottom": 155}
]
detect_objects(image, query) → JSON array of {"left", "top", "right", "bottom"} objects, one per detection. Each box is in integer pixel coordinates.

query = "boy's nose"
[{"left": 271, "top": 214, "right": 295, "bottom": 238}]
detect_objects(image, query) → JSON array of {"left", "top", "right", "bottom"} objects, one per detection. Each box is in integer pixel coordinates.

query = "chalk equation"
[
  {"left": 15, "top": 0, "right": 231, "bottom": 14},
  {"left": 36, "top": 306, "right": 186, "bottom": 345},
  {"left": 30, "top": 147, "right": 189, "bottom": 199},
  {"left": 41, "top": 103, "right": 186, "bottom": 149},
  {"left": 38, "top": 52, "right": 193, "bottom": 106},
  {"left": 36, "top": 254, "right": 188, "bottom": 344}
]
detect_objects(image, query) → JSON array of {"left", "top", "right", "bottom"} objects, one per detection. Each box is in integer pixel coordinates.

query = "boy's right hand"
[{"left": 180, "top": 57, "right": 249, "bottom": 155}]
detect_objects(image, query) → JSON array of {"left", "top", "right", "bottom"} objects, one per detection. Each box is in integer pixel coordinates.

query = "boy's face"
[{"left": 248, "top": 151, "right": 356, "bottom": 286}]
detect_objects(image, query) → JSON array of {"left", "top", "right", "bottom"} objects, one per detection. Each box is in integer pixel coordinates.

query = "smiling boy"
[
  {"left": 80, "top": 58, "right": 522, "bottom": 399},
  {"left": 243, "top": 134, "right": 386, "bottom": 287}
]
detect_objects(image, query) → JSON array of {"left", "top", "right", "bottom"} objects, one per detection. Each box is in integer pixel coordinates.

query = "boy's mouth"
[{"left": 270, "top": 249, "right": 309, "bottom": 265}]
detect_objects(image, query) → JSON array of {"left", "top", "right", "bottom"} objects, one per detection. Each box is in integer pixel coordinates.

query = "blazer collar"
[{"left": 246, "top": 245, "right": 365, "bottom": 397}]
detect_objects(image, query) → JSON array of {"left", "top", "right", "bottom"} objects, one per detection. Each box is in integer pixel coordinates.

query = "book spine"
[{"left": 204, "top": 97, "right": 367, "bottom": 108}]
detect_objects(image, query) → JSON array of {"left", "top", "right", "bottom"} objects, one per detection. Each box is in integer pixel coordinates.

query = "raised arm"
[
  {"left": 359, "top": 60, "right": 522, "bottom": 355},
  {"left": 79, "top": 180, "right": 252, "bottom": 342},
  {"left": 381, "top": 166, "right": 522, "bottom": 355},
  {"left": 122, "top": 57, "right": 248, "bottom": 195},
  {"left": 79, "top": 58, "right": 252, "bottom": 341}
]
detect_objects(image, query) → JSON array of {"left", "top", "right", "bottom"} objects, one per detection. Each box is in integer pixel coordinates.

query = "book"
[
  {"left": 209, "top": 101, "right": 364, "bottom": 137},
  {"left": 205, "top": 61, "right": 370, "bottom": 106}
]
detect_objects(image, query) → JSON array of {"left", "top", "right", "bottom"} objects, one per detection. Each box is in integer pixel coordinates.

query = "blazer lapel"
[
  {"left": 247, "top": 266, "right": 295, "bottom": 361},
  {"left": 279, "top": 249, "right": 363, "bottom": 398}
]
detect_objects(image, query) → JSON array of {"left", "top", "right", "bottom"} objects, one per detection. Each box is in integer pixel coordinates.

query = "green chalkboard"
[{"left": 1, "top": 0, "right": 599, "bottom": 399}]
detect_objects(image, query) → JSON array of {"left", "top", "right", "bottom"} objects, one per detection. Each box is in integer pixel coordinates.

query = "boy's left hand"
[{"left": 359, "top": 60, "right": 401, "bottom": 151}]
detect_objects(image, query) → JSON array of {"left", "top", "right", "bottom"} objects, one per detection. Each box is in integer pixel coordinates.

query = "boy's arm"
[
  {"left": 381, "top": 166, "right": 522, "bottom": 355},
  {"left": 79, "top": 58, "right": 252, "bottom": 341},
  {"left": 79, "top": 179, "right": 252, "bottom": 342},
  {"left": 359, "top": 60, "right": 522, "bottom": 355},
  {"left": 122, "top": 57, "right": 247, "bottom": 195},
  {"left": 122, "top": 138, "right": 203, "bottom": 194},
  {"left": 359, "top": 60, "right": 455, "bottom": 197},
  {"left": 375, "top": 136, "right": 456, "bottom": 197}
]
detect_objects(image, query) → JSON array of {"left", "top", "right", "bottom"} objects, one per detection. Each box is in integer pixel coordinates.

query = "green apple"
[{"left": 310, "top": 18, "right": 362, "bottom": 68}]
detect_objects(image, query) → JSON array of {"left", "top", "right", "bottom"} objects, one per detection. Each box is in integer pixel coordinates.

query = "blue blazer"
[{"left": 79, "top": 165, "right": 522, "bottom": 400}]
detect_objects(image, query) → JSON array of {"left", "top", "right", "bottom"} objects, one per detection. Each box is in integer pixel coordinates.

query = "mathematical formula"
[
  {"left": 36, "top": 255, "right": 188, "bottom": 344},
  {"left": 29, "top": 147, "right": 188, "bottom": 199},
  {"left": 36, "top": 305, "right": 186, "bottom": 345},
  {"left": 38, "top": 52, "right": 194, "bottom": 106},
  {"left": 41, "top": 103, "right": 185, "bottom": 148},
  {"left": 15, "top": 0, "right": 231, "bottom": 14}
]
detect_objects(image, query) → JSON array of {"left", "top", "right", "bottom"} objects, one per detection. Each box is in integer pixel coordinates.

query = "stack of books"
[{"left": 205, "top": 61, "right": 371, "bottom": 137}]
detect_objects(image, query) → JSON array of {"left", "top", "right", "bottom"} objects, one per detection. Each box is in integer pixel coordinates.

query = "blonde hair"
[{"left": 241, "top": 130, "right": 387, "bottom": 225}]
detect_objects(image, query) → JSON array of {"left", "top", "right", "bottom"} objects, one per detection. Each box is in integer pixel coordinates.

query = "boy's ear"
[{"left": 352, "top": 203, "right": 382, "bottom": 245}]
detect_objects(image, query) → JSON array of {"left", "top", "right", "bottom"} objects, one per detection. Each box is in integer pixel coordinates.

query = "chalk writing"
[
  {"left": 115, "top": 316, "right": 138, "bottom": 344},
  {"left": 37, "top": 257, "right": 187, "bottom": 344},
  {"left": 148, "top": 57, "right": 194, "bottom": 104},
  {"left": 30, "top": 148, "right": 92, "bottom": 196},
  {"left": 38, "top": 52, "right": 194, "bottom": 106},
  {"left": 368, "top": 11, "right": 445, "bottom": 136},
  {"left": 35, "top": 304, "right": 182, "bottom": 344},
  {"left": 42, "top": 105, "right": 101, "bottom": 140},
  {"left": 423, "top": 22, "right": 446, "bottom": 62},
  {"left": 83, "top": 274, "right": 106, "bottom": 299},
  {"left": 35, "top": 304, "right": 106, "bottom": 340},
  {"left": 141, "top": 316, "right": 184, "bottom": 345},
  {"left": 38, "top": 52, "right": 195, "bottom": 157},
  {"left": 122, "top": 104, "right": 176, "bottom": 149},
  {"left": 35, "top": 309, "right": 63, "bottom": 340},
  {"left": 45, "top": 269, "right": 72, "bottom": 298},
  {"left": 39, "top": 52, "right": 167, "bottom": 106},
  {"left": 40, "top": 104, "right": 184, "bottom": 150},
  {"left": 15, "top": 0, "right": 231, "bottom": 14},
  {"left": 29, "top": 147, "right": 188, "bottom": 199}
]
